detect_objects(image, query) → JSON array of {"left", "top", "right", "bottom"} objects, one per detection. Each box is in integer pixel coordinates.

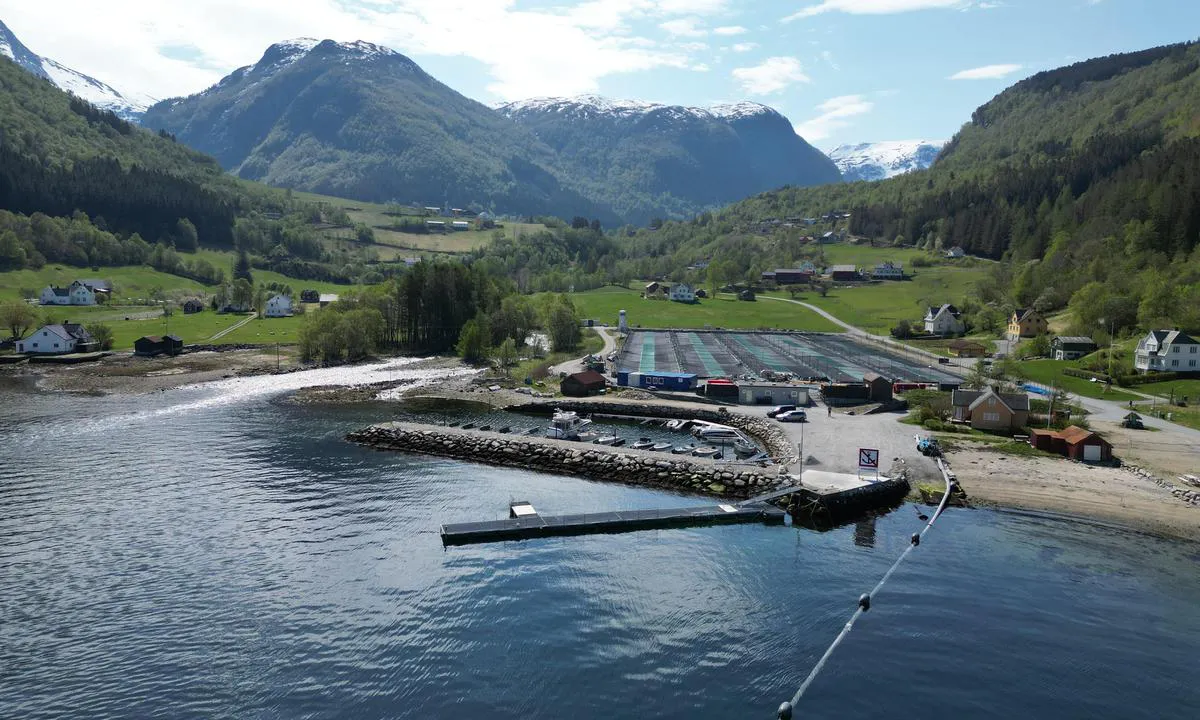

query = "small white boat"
[
  {"left": 665, "top": 419, "right": 685, "bottom": 430},
  {"left": 631, "top": 438, "right": 655, "bottom": 450},
  {"left": 594, "top": 435, "right": 622, "bottom": 446},
  {"left": 651, "top": 442, "right": 673, "bottom": 452},
  {"left": 692, "top": 446, "right": 723, "bottom": 459},
  {"left": 672, "top": 444, "right": 696, "bottom": 455},
  {"left": 546, "top": 409, "right": 592, "bottom": 440},
  {"left": 692, "top": 422, "right": 749, "bottom": 445}
]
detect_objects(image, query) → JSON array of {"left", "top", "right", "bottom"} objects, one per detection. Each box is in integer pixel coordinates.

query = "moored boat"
[
  {"left": 651, "top": 442, "right": 673, "bottom": 452},
  {"left": 546, "top": 409, "right": 593, "bottom": 440},
  {"left": 631, "top": 438, "right": 655, "bottom": 450}
]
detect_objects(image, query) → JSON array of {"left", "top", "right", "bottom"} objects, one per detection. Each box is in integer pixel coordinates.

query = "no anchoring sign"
[{"left": 858, "top": 448, "right": 880, "bottom": 469}]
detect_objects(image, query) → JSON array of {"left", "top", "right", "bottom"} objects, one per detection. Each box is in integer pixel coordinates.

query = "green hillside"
[{"left": 644, "top": 41, "right": 1200, "bottom": 339}]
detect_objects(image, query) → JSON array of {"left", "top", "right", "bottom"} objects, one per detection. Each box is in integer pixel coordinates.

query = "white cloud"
[
  {"left": 713, "top": 25, "right": 748, "bottom": 35},
  {"left": 784, "top": 0, "right": 968, "bottom": 22},
  {"left": 793, "top": 94, "right": 874, "bottom": 141},
  {"left": 1, "top": 0, "right": 726, "bottom": 102},
  {"left": 659, "top": 18, "right": 707, "bottom": 37},
  {"left": 948, "top": 63, "right": 1022, "bottom": 79},
  {"left": 731, "top": 42, "right": 759, "bottom": 53},
  {"left": 731, "top": 56, "right": 810, "bottom": 95}
]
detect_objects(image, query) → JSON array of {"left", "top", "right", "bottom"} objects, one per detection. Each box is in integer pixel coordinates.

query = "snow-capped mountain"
[
  {"left": 827, "top": 140, "right": 945, "bottom": 182},
  {"left": 496, "top": 94, "right": 842, "bottom": 221},
  {"left": 0, "top": 18, "right": 155, "bottom": 119},
  {"left": 497, "top": 95, "right": 778, "bottom": 123}
]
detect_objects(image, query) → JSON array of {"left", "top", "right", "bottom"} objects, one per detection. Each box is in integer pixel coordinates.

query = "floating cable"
[{"left": 776, "top": 462, "right": 956, "bottom": 719}]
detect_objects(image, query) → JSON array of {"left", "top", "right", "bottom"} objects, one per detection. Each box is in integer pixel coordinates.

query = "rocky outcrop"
[
  {"left": 505, "top": 400, "right": 796, "bottom": 463},
  {"left": 1124, "top": 464, "right": 1200, "bottom": 507},
  {"left": 347, "top": 422, "right": 784, "bottom": 500}
]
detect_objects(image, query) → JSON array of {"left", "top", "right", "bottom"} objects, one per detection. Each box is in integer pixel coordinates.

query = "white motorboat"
[
  {"left": 691, "top": 422, "right": 746, "bottom": 444},
  {"left": 546, "top": 409, "right": 592, "bottom": 440}
]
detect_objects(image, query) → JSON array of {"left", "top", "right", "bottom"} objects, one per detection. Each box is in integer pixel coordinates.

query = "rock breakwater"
[{"left": 347, "top": 422, "right": 784, "bottom": 499}]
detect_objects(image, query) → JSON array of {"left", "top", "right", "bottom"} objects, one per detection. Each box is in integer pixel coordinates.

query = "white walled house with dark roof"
[
  {"left": 1135, "top": 330, "right": 1200, "bottom": 374},
  {"left": 16, "top": 324, "right": 97, "bottom": 354},
  {"left": 39, "top": 281, "right": 96, "bottom": 306},
  {"left": 265, "top": 295, "right": 293, "bottom": 318},
  {"left": 924, "top": 304, "right": 965, "bottom": 336}
]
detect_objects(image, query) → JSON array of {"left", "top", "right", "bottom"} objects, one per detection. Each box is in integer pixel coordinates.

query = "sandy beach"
[{"left": 944, "top": 442, "right": 1200, "bottom": 541}]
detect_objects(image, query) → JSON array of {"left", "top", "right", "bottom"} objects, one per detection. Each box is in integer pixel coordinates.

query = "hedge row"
[
  {"left": 1115, "top": 371, "right": 1180, "bottom": 386},
  {"left": 1063, "top": 367, "right": 1112, "bottom": 382}
]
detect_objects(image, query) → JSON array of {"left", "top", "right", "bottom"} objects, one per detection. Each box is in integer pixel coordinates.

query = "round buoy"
[
  {"left": 777, "top": 701, "right": 793, "bottom": 719},
  {"left": 911, "top": 532, "right": 920, "bottom": 546},
  {"left": 858, "top": 593, "right": 871, "bottom": 611}
]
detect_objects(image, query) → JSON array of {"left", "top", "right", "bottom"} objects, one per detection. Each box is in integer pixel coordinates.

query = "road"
[
  {"left": 208, "top": 313, "right": 256, "bottom": 341},
  {"left": 548, "top": 326, "right": 617, "bottom": 377}
]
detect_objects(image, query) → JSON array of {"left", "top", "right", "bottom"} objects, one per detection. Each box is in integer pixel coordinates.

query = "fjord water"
[{"left": 2, "top": 364, "right": 1199, "bottom": 719}]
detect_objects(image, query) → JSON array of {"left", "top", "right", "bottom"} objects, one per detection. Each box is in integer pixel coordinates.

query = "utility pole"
[{"left": 797, "top": 418, "right": 805, "bottom": 481}]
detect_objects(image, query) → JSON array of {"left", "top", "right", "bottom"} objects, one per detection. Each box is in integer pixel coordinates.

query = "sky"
[{"left": 3, "top": 0, "right": 1199, "bottom": 149}]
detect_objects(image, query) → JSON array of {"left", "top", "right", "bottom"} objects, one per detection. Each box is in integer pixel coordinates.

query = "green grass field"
[
  {"left": 0, "top": 264, "right": 211, "bottom": 302},
  {"left": 78, "top": 309, "right": 312, "bottom": 351},
  {"left": 770, "top": 265, "right": 987, "bottom": 335},
  {"left": 1014, "top": 359, "right": 1140, "bottom": 402},
  {"left": 567, "top": 286, "right": 842, "bottom": 332}
]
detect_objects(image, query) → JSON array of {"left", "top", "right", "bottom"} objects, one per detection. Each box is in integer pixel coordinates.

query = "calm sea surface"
[{"left": 2, "top": 361, "right": 1199, "bottom": 719}]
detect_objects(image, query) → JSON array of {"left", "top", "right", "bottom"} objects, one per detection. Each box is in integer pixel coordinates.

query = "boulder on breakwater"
[{"left": 347, "top": 422, "right": 784, "bottom": 500}]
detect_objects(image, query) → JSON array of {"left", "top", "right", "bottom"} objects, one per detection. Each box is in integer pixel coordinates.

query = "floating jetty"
[{"left": 441, "top": 501, "right": 787, "bottom": 545}]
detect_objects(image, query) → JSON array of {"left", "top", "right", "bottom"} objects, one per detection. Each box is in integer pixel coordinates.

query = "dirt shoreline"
[
  {"left": 6, "top": 351, "right": 1197, "bottom": 542},
  {"left": 944, "top": 443, "right": 1200, "bottom": 542}
]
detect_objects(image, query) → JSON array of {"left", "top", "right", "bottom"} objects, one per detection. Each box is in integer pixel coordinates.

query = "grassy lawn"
[
  {"left": 192, "top": 250, "right": 363, "bottom": 294},
  {"left": 0, "top": 264, "right": 211, "bottom": 302},
  {"left": 1130, "top": 378, "right": 1200, "bottom": 402},
  {"left": 1015, "top": 359, "right": 1140, "bottom": 402},
  {"left": 568, "top": 286, "right": 842, "bottom": 332},
  {"left": 86, "top": 310, "right": 249, "bottom": 350},
  {"left": 816, "top": 244, "right": 943, "bottom": 267},
  {"left": 770, "top": 265, "right": 987, "bottom": 335},
  {"left": 898, "top": 335, "right": 997, "bottom": 358}
]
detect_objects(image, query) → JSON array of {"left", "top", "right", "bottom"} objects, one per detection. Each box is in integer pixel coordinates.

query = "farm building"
[
  {"left": 699, "top": 378, "right": 739, "bottom": 401},
  {"left": 451, "top": 221, "right": 471, "bottom": 231},
  {"left": 40, "top": 281, "right": 96, "bottom": 306},
  {"left": 737, "top": 382, "right": 811, "bottom": 406},
  {"left": 1051, "top": 336, "right": 1098, "bottom": 361},
  {"left": 319, "top": 294, "right": 339, "bottom": 307},
  {"left": 871, "top": 262, "right": 904, "bottom": 280},
  {"left": 134, "top": 335, "right": 184, "bottom": 357},
  {"left": 668, "top": 283, "right": 696, "bottom": 303},
  {"left": 426, "top": 220, "right": 446, "bottom": 232},
  {"left": 182, "top": 299, "right": 205, "bottom": 314},
  {"left": 560, "top": 370, "right": 607, "bottom": 397},
  {"left": 1029, "top": 426, "right": 1113, "bottom": 463},
  {"left": 770, "top": 268, "right": 815, "bottom": 285},
  {"left": 829, "top": 265, "right": 858, "bottom": 281},
  {"left": 616, "top": 370, "right": 697, "bottom": 391},
  {"left": 948, "top": 339, "right": 988, "bottom": 358},
  {"left": 924, "top": 304, "right": 965, "bottom": 335},
  {"left": 862, "top": 373, "right": 893, "bottom": 403}
]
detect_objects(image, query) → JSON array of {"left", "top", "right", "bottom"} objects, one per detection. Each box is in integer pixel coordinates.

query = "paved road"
[{"left": 549, "top": 327, "right": 617, "bottom": 377}]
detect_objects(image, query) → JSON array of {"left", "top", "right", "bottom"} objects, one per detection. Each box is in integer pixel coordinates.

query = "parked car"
[
  {"left": 776, "top": 410, "right": 808, "bottom": 423},
  {"left": 937, "top": 357, "right": 950, "bottom": 364},
  {"left": 767, "top": 404, "right": 797, "bottom": 418}
]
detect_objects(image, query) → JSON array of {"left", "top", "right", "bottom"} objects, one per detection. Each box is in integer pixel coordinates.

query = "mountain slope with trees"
[
  {"left": 141, "top": 39, "right": 610, "bottom": 224},
  {"left": 497, "top": 96, "right": 840, "bottom": 224},
  {"left": 686, "top": 41, "right": 1200, "bottom": 336}
]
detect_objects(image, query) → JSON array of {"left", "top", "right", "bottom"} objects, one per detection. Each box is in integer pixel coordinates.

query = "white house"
[
  {"left": 945, "top": 246, "right": 965, "bottom": 258},
  {"left": 668, "top": 283, "right": 696, "bottom": 303},
  {"left": 872, "top": 262, "right": 904, "bottom": 280},
  {"left": 265, "top": 295, "right": 293, "bottom": 318},
  {"left": 16, "top": 323, "right": 97, "bottom": 354},
  {"left": 924, "top": 304, "right": 965, "bottom": 336},
  {"left": 39, "top": 281, "right": 96, "bottom": 306},
  {"left": 1135, "top": 330, "right": 1200, "bottom": 374},
  {"left": 451, "top": 220, "right": 471, "bottom": 231}
]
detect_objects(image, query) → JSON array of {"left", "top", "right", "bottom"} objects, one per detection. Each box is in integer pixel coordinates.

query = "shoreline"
[
  {"left": 6, "top": 349, "right": 1197, "bottom": 542},
  {"left": 943, "top": 443, "right": 1200, "bottom": 542}
]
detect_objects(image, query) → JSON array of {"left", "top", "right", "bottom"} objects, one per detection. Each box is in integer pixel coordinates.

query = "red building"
[{"left": 1029, "top": 425, "right": 1113, "bottom": 462}]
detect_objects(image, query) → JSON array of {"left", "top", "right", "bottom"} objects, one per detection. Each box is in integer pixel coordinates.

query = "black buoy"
[
  {"left": 858, "top": 593, "right": 871, "bottom": 611},
  {"left": 777, "top": 701, "right": 793, "bottom": 719},
  {"left": 913, "top": 504, "right": 929, "bottom": 521},
  {"left": 911, "top": 532, "right": 920, "bottom": 546}
]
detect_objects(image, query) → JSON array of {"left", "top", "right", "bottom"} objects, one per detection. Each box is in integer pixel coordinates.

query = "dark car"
[{"left": 767, "top": 404, "right": 797, "bottom": 418}]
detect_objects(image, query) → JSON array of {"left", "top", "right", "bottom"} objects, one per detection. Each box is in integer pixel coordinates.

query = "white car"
[{"left": 776, "top": 410, "right": 808, "bottom": 423}]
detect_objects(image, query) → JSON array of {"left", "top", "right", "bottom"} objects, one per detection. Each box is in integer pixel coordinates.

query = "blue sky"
[{"left": 5, "top": 0, "right": 1200, "bottom": 148}]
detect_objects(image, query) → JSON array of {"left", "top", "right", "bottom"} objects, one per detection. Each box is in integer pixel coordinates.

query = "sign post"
[{"left": 857, "top": 447, "right": 880, "bottom": 481}]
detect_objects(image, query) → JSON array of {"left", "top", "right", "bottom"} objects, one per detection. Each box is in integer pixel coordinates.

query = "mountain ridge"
[
  {"left": 0, "top": 18, "right": 154, "bottom": 119},
  {"left": 827, "top": 140, "right": 944, "bottom": 182}
]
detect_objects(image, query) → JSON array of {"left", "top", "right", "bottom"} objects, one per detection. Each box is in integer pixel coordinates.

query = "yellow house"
[{"left": 1007, "top": 308, "right": 1047, "bottom": 341}]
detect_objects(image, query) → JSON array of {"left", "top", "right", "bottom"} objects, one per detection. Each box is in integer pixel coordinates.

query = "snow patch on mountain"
[
  {"left": 1, "top": 18, "right": 154, "bottom": 118},
  {"left": 497, "top": 95, "right": 778, "bottom": 123},
  {"left": 827, "top": 140, "right": 945, "bottom": 182}
]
